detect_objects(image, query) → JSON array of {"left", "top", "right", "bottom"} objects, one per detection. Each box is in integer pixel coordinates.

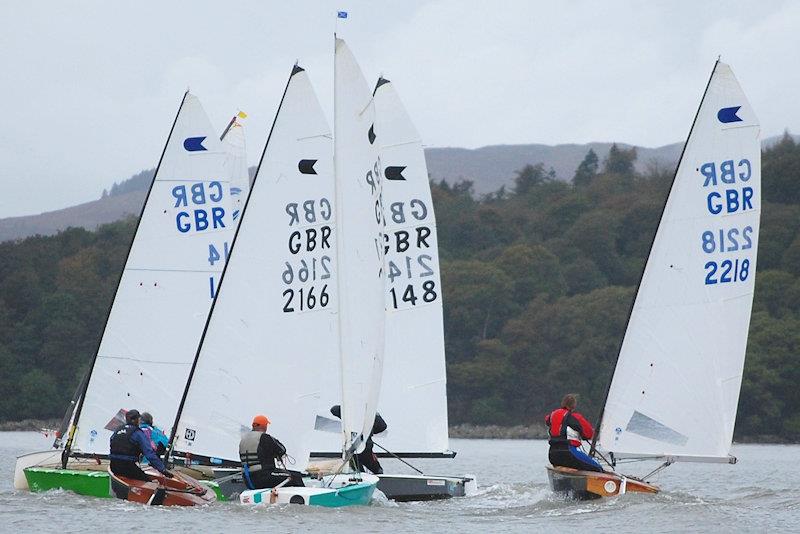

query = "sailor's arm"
[
  {"left": 132, "top": 430, "right": 168, "bottom": 473},
  {"left": 570, "top": 412, "right": 594, "bottom": 440}
]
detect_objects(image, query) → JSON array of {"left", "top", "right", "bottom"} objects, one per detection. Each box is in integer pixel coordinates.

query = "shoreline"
[{"left": 1, "top": 420, "right": 796, "bottom": 444}]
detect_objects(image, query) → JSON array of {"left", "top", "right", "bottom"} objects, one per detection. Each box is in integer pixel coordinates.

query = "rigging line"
[
  {"left": 642, "top": 460, "right": 673, "bottom": 481},
  {"left": 589, "top": 59, "right": 721, "bottom": 458},
  {"left": 325, "top": 452, "right": 353, "bottom": 488},
  {"left": 583, "top": 440, "right": 614, "bottom": 469},
  {"left": 61, "top": 90, "right": 190, "bottom": 469},
  {"left": 373, "top": 441, "right": 424, "bottom": 475},
  {"left": 164, "top": 65, "right": 299, "bottom": 464}
]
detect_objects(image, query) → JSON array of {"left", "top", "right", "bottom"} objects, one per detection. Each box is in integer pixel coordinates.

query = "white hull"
[
  {"left": 14, "top": 450, "right": 62, "bottom": 490},
  {"left": 239, "top": 473, "right": 379, "bottom": 507}
]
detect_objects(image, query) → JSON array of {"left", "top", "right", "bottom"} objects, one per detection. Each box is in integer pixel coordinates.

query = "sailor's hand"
[{"left": 162, "top": 470, "right": 175, "bottom": 479}]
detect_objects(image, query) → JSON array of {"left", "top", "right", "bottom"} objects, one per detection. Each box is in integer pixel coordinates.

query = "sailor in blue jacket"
[
  {"left": 109, "top": 409, "right": 173, "bottom": 481},
  {"left": 140, "top": 412, "right": 169, "bottom": 456}
]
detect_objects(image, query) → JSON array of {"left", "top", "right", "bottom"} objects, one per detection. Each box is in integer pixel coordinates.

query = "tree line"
[{"left": 1, "top": 135, "right": 799, "bottom": 441}]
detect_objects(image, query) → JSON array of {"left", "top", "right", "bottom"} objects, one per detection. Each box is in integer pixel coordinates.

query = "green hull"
[
  {"left": 24, "top": 468, "right": 111, "bottom": 498},
  {"left": 308, "top": 482, "right": 375, "bottom": 507},
  {"left": 198, "top": 480, "right": 227, "bottom": 502}
]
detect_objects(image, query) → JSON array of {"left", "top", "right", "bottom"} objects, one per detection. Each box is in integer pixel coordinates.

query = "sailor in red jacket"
[{"left": 545, "top": 394, "right": 604, "bottom": 472}]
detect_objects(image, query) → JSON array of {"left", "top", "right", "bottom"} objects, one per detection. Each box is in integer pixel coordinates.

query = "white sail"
[
  {"left": 334, "top": 38, "right": 386, "bottom": 455},
  {"left": 221, "top": 115, "right": 250, "bottom": 227},
  {"left": 171, "top": 66, "right": 336, "bottom": 469},
  {"left": 373, "top": 77, "right": 449, "bottom": 454},
  {"left": 71, "top": 93, "right": 236, "bottom": 454},
  {"left": 597, "top": 62, "right": 760, "bottom": 462}
]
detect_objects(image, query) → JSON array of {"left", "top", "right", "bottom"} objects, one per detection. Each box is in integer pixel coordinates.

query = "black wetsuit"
[{"left": 239, "top": 431, "right": 303, "bottom": 489}]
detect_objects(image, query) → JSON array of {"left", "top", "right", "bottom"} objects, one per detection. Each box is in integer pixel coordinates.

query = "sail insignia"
[
  {"left": 183, "top": 136, "right": 208, "bottom": 152},
  {"left": 717, "top": 106, "right": 742, "bottom": 123}
]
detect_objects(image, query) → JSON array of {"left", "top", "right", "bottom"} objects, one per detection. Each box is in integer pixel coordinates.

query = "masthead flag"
[{"left": 337, "top": 11, "right": 348, "bottom": 18}]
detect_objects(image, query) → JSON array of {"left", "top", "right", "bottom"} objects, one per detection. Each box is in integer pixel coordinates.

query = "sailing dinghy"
[
  {"left": 309, "top": 76, "right": 477, "bottom": 501},
  {"left": 19, "top": 92, "right": 238, "bottom": 504},
  {"left": 169, "top": 40, "right": 386, "bottom": 508},
  {"left": 547, "top": 61, "right": 761, "bottom": 499}
]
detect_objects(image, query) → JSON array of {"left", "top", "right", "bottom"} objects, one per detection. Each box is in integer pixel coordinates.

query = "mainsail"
[
  {"left": 596, "top": 62, "right": 761, "bottom": 463},
  {"left": 67, "top": 93, "right": 237, "bottom": 456},
  {"left": 171, "top": 65, "right": 335, "bottom": 469},
  {"left": 334, "top": 38, "right": 386, "bottom": 455},
  {"left": 373, "top": 77, "right": 449, "bottom": 455}
]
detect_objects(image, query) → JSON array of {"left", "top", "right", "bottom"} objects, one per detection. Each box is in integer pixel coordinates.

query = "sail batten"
[{"left": 596, "top": 62, "right": 760, "bottom": 462}]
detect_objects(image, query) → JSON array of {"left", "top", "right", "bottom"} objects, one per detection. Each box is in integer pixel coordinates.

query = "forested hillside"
[{"left": 1, "top": 135, "right": 799, "bottom": 441}]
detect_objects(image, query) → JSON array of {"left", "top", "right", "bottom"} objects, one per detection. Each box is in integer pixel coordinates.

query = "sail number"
[
  {"left": 704, "top": 259, "right": 750, "bottom": 284},
  {"left": 282, "top": 198, "right": 334, "bottom": 313},
  {"left": 700, "top": 159, "right": 754, "bottom": 215},
  {"left": 173, "top": 182, "right": 228, "bottom": 233},
  {"left": 389, "top": 281, "right": 438, "bottom": 308},
  {"left": 283, "top": 285, "right": 330, "bottom": 312},
  {"left": 700, "top": 226, "right": 754, "bottom": 254},
  {"left": 700, "top": 225, "right": 754, "bottom": 286}
]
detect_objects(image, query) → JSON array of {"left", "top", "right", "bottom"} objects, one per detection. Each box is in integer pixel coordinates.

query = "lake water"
[{"left": 1, "top": 432, "right": 798, "bottom": 532}]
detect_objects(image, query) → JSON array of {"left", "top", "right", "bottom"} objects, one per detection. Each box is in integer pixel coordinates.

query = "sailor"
[
  {"left": 545, "top": 394, "right": 604, "bottom": 473},
  {"left": 140, "top": 412, "right": 168, "bottom": 457},
  {"left": 109, "top": 409, "right": 174, "bottom": 481},
  {"left": 238, "top": 414, "right": 304, "bottom": 489},
  {"left": 330, "top": 405, "right": 387, "bottom": 475}
]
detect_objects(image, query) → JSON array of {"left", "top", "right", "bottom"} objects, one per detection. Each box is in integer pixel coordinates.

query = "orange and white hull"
[{"left": 546, "top": 466, "right": 658, "bottom": 499}]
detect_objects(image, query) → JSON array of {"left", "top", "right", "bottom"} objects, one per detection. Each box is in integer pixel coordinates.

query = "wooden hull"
[
  {"left": 546, "top": 466, "right": 658, "bottom": 499},
  {"left": 108, "top": 467, "right": 216, "bottom": 506}
]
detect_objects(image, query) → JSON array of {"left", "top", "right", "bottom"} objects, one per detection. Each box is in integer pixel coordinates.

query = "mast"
[
  {"left": 589, "top": 61, "right": 720, "bottom": 458},
  {"left": 219, "top": 114, "right": 238, "bottom": 141},
  {"left": 165, "top": 67, "right": 299, "bottom": 462},
  {"left": 332, "top": 33, "right": 349, "bottom": 460},
  {"left": 61, "top": 91, "right": 189, "bottom": 468}
]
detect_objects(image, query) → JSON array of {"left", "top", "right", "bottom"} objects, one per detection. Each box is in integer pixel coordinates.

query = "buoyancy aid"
[
  {"left": 239, "top": 430, "right": 262, "bottom": 468},
  {"left": 109, "top": 424, "right": 140, "bottom": 461},
  {"left": 546, "top": 408, "right": 593, "bottom": 447}
]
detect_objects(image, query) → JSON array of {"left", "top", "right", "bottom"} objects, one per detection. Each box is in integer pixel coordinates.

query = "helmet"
[
  {"left": 125, "top": 409, "right": 141, "bottom": 423},
  {"left": 141, "top": 412, "right": 154, "bottom": 426},
  {"left": 252, "top": 414, "right": 270, "bottom": 428}
]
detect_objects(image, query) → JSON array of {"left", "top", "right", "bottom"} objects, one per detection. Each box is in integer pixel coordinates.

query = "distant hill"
[
  {"left": 425, "top": 141, "right": 683, "bottom": 195},
  {"left": 1, "top": 134, "right": 796, "bottom": 242}
]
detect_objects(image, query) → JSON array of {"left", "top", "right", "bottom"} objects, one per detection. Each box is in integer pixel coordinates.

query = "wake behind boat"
[{"left": 547, "top": 60, "right": 761, "bottom": 499}]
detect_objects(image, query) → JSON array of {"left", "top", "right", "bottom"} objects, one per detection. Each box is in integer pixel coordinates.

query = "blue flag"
[{"left": 337, "top": 11, "right": 348, "bottom": 18}]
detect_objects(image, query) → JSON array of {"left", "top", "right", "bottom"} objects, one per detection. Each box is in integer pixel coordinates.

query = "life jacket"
[
  {"left": 547, "top": 408, "right": 583, "bottom": 447},
  {"left": 239, "top": 430, "right": 262, "bottom": 468},
  {"left": 109, "top": 424, "right": 141, "bottom": 461}
]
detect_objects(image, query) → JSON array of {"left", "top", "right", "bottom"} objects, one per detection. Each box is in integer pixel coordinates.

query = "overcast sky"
[{"left": 1, "top": 1, "right": 798, "bottom": 217}]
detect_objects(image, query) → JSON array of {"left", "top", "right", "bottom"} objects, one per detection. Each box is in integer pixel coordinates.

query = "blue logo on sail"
[
  {"left": 184, "top": 136, "right": 208, "bottom": 152},
  {"left": 717, "top": 106, "right": 742, "bottom": 124}
]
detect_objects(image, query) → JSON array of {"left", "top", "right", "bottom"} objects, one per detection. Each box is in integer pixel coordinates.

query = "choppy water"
[{"left": 2, "top": 432, "right": 798, "bottom": 532}]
